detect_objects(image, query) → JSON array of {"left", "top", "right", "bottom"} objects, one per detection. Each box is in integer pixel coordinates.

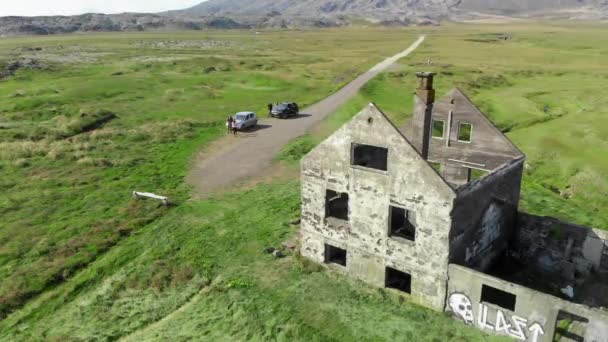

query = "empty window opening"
[
  {"left": 429, "top": 162, "right": 442, "bottom": 173},
  {"left": 480, "top": 285, "right": 516, "bottom": 311},
  {"left": 389, "top": 206, "right": 416, "bottom": 242},
  {"left": 458, "top": 123, "right": 473, "bottom": 142},
  {"left": 467, "top": 168, "right": 489, "bottom": 182},
  {"left": 324, "top": 244, "right": 347, "bottom": 266},
  {"left": 553, "top": 310, "right": 589, "bottom": 342},
  {"left": 325, "top": 190, "right": 349, "bottom": 221},
  {"left": 352, "top": 143, "right": 388, "bottom": 171},
  {"left": 385, "top": 267, "right": 412, "bottom": 294},
  {"left": 432, "top": 119, "right": 445, "bottom": 138}
]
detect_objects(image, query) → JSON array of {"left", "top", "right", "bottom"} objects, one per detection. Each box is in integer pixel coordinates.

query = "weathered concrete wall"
[
  {"left": 427, "top": 89, "right": 522, "bottom": 169},
  {"left": 514, "top": 213, "right": 608, "bottom": 274},
  {"left": 300, "top": 104, "right": 456, "bottom": 310},
  {"left": 449, "top": 158, "right": 525, "bottom": 271},
  {"left": 602, "top": 239, "right": 608, "bottom": 271},
  {"left": 447, "top": 264, "right": 608, "bottom": 342},
  {"left": 404, "top": 88, "right": 523, "bottom": 187},
  {"left": 507, "top": 213, "right": 608, "bottom": 308}
]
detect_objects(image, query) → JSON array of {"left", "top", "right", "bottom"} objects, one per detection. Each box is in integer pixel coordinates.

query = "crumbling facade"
[{"left": 300, "top": 72, "right": 608, "bottom": 341}]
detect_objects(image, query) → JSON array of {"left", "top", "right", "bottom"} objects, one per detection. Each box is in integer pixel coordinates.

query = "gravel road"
[{"left": 187, "top": 35, "right": 425, "bottom": 194}]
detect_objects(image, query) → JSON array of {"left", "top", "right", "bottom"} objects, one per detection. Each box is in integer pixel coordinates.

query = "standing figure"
[
  {"left": 231, "top": 118, "right": 238, "bottom": 136},
  {"left": 267, "top": 103, "right": 273, "bottom": 117},
  {"left": 226, "top": 115, "right": 233, "bottom": 134}
]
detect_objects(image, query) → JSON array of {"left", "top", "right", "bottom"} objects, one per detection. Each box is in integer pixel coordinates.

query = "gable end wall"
[{"left": 300, "top": 105, "right": 456, "bottom": 310}]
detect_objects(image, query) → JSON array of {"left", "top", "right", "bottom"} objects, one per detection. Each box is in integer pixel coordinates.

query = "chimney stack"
[{"left": 413, "top": 72, "right": 436, "bottom": 160}]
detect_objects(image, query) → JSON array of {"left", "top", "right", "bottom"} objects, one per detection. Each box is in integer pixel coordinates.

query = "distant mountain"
[
  {"left": 1, "top": 0, "right": 607, "bottom": 36},
  {"left": 0, "top": 13, "right": 245, "bottom": 37},
  {"left": 175, "top": 0, "right": 461, "bottom": 26},
  {"left": 180, "top": 0, "right": 608, "bottom": 21},
  {"left": 459, "top": 0, "right": 608, "bottom": 15}
]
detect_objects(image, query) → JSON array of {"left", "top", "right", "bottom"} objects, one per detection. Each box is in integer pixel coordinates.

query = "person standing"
[
  {"left": 267, "top": 103, "right": 273, "bottom": 117},
  {"left": 231, "top": 118, "right": 238, "bottom": 136},
  {"left": 226, "top": 115, "right": 233, "bottom": 134}
]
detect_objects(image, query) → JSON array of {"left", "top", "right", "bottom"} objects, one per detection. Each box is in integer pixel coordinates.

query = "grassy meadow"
[
  {"left": 284, "top": 22, "right": 608, "bottom": 228},
  {"left": 0, "top": 22, "right": 606, "bottom": 341},
  {"left": 0, "top": 28, "right": 416, "bottom": 324}
]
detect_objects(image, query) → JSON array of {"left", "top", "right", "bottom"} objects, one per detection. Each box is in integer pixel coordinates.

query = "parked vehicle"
[
  {"left": 233, "top": 112, "right": 258, "bottom": 130},
  {"left": 270, "top": 102, "right": 299, "bottom": 118}
]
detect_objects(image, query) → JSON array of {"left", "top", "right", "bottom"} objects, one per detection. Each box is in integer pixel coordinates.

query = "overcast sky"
[{"left": 0, "top": 0, "right": 205, "bottom": 16}]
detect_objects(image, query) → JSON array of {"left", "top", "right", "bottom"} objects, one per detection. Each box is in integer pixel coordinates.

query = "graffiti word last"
[
  {"left": 448, "top": 293, "right": 545, "bottom": 342},
  {"left": 477, "top": 303, "right": 544, "bottom": 342}
]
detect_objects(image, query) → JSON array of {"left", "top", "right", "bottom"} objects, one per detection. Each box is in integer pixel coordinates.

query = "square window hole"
[
  {"left": 481, "top": 284, "right": 516, "bottom": 311},
  {"left": 458, "top": 123, "right": 472, "bottom": 142},
  {"left": 325, "top": 244, "right": 347, "bottom": 266},
  {"left": 432, "top": 119, "right": 445, "bottom": 138},
  {"left": 352, "top": 143, "right": 388, "bottom": 171},
  {"left": 326, "top": 190, "right": 349, "bottom": 221},
  {"left": 389, "top": 206, "right": 416, "bottom": 242},
  {"left": 385, "top": 267, "right": 411, "bottom": 294}
]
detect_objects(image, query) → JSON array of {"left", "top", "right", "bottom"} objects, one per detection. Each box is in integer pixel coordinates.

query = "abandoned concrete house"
[{"left": 299, "top": 72, "right": 608, "bottom": 341}]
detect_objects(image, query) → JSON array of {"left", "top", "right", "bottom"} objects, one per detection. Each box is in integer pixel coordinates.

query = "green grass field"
[
  {"left": 0, "top": 28, "right": 417, "bottom": 324},
  {"left": 282, "top": 22, "right": 608, "bottom": 228},
  {"left": 0, "top": 22, "right": 606, "bottom": 341}
]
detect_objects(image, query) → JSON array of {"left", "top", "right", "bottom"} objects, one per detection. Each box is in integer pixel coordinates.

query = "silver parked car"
[{"left": 233, "top": 112, "right": 258, "bottom": 130}]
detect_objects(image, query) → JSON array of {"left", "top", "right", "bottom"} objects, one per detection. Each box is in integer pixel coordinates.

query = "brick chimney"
[{"left": 412, "top": 72, "right": 436, "bottom": 160}]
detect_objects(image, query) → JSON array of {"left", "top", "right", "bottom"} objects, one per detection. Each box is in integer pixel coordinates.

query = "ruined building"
[{"left": 300, "top": 72, "right": 608, "bottom": 341}]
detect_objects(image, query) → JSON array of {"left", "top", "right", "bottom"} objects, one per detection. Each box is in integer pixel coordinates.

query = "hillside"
[
  {"left": 0, "top": 28, "right": 500, "bottom": 340},
  {"left": 1, "top": 0, "right": 607, "bottom": 36},
  {"left": 0, "top": 13, "right": 245, "bottom": 36},
  {"left": 182, "top": 0, "right": 608, "bottom": 22},
  {"left": 460, "top": 0, "right": 608, "bottom": 15}
]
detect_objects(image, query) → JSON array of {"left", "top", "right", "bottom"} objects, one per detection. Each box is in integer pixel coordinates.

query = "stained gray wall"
[
  {"left": 510, "top": 213, "right": 608, "bottom": 308},
  {"left": 449, "top": 158, "right": 525, "bottom": 271},
  {"left": 405, "top": 88, "right": 523, "bottom": 187},
  {"left": 300, "top": 104, "right": 456, "bottom": 310},
  {"left": 515, "top": 213, "right": 608, "bottom": 274},
  {"left": 447, "top": 264, "right": 608, "bottom": 342}
]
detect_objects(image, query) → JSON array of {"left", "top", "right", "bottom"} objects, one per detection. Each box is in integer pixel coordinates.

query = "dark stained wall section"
[{"left": 449, "top": 158, "right": 525, "bottom": 271}]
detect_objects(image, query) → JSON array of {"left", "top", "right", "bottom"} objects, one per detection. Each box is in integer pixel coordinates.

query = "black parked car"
[{"left": 270, "top": 102, "right": 299, "bottom": 118}]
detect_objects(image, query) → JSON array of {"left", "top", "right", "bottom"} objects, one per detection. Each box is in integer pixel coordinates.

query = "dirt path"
[{"left": 187, "top": 35, "right": 425, "bottom": 195}]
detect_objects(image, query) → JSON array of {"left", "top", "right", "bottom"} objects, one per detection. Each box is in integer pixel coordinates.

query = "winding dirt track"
[{"left": 187, "top": 35, "right": 425, "bottom": 195}]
